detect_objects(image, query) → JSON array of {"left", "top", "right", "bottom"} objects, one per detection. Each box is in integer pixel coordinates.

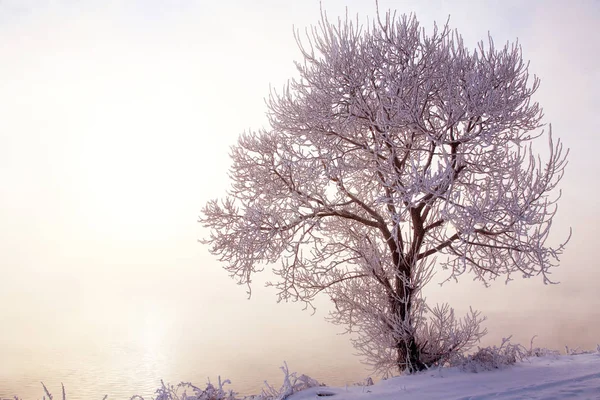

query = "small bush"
[
  {"left": 565, "top": 345, "right": 597, "bottom": 356},
  {"left": 451, "top": 335, "right": 576, "bottom": 373},
  {"left": 524, "top": 336, "right": 560, "bottom": 358},
  {"left": 352, "top": 377, "right": 374, "bottom": 387},
  {"left": 452, "top": 336, "right": 527, "bottom": 372},
  {"left": 148, "top": 378, "right": 238, "bottom": 400},
  {"left": 253, "top": 362, "right": 321, "bottom": 400}
]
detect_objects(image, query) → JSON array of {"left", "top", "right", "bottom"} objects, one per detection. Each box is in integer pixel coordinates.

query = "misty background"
[{"left": 0, "top": 0, "right": 598, "bottom": 398}]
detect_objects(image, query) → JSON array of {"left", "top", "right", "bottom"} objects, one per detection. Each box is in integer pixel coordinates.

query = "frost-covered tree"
[{"left": 200, "top": 9, "right": 569, "bottom": 374}]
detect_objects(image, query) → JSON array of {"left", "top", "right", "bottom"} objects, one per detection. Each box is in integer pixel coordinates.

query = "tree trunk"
[
  {"left": 396, "top": 335, "right": 427, "bottom": 373},
  {"left": 392, "top": 265, "right": 427, "bottom": 373}
]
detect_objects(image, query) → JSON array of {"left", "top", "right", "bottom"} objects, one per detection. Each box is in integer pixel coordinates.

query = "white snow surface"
[{"left": 288, "top": 354, "right": 600, "bottom": 400}]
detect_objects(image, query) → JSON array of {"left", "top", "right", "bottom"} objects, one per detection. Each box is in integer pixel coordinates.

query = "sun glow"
[{"left": 138, "top": 309, "right": 167, "bottom": 351}]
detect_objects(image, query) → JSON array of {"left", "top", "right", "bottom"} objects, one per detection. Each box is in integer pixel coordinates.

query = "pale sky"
[{"left": 1, "top": 0, "right": 599, "bottom": 393}]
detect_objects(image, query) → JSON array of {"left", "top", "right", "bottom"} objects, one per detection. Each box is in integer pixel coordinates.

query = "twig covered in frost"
[
  {"left": 41, "top": 382, "right": 53, "bottom": 400},
  {"left": 565, "top": 345, "right": 596, "bottom": 356},
  {"left": 524, "top": 335, "right": 559, "bottom": 358}
]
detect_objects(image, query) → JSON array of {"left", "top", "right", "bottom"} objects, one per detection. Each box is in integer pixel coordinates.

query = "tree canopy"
[{"left": 201, "top": 10, "right": 569, "bottom": 374}]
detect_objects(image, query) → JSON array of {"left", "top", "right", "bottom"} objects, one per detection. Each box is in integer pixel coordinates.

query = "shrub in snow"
[
  {"left": 146, "top": 378, "right": 238, "bottom": 400},
  {"left": 523, "top": 336, "right": 560, "bottom": 358},
  {"left": 353, "top": 377, "right": 374, "bottom": 387},
  {"left": 416, "top": 304, "right": 488, "bottom": 368},
  {"left": 452, "top": 336, "right": 528, "bottom": 372},
  {"left": 449, "top": 336, "right": 568, "bottom": 372},
  {"left": 254, "top": 362, "right": 321, "bottom": 400},
  {"left": 564, "top": 345, "right": 597, "bottom": 356},
  {"left": 452, "top": 336, "right": 600, "bottom": 373}
]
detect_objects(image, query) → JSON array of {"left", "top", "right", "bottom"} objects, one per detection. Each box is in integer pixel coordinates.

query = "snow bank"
[{"left": 289, "top": 353, "right": 600, "bottom": 400}]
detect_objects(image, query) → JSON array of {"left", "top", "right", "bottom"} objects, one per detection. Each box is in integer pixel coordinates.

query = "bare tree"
[{"left": 200, "top": 9, "right": 569, "bottom": 374}]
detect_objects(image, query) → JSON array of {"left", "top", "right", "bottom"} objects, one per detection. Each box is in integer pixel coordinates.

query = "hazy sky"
[{"left": 1, "top": 0, "right": 599, "bottom": 389}]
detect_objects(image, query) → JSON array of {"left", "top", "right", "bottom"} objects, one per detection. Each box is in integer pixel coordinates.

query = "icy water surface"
[{"left": 0, "top": 319, "right": 366, "bottom": 399}]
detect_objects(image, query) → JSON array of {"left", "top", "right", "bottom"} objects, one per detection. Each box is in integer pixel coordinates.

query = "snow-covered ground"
[
  {"left": 289, "top": 353, "right": 600, "bottom": 400},
  {"left": 12, "top": 352, "right": 600, "bottom": 399}
]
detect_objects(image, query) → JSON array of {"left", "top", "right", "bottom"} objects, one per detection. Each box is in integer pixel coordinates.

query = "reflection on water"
[
  {"left": 0, "top": 324, "right": 367, "bottom": 399},
  {"left": 1, "top": 341, "right": 169, "bottom": 400},
  {"left": 0, "top": 259, "right": 370, "bottom": 400}
]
